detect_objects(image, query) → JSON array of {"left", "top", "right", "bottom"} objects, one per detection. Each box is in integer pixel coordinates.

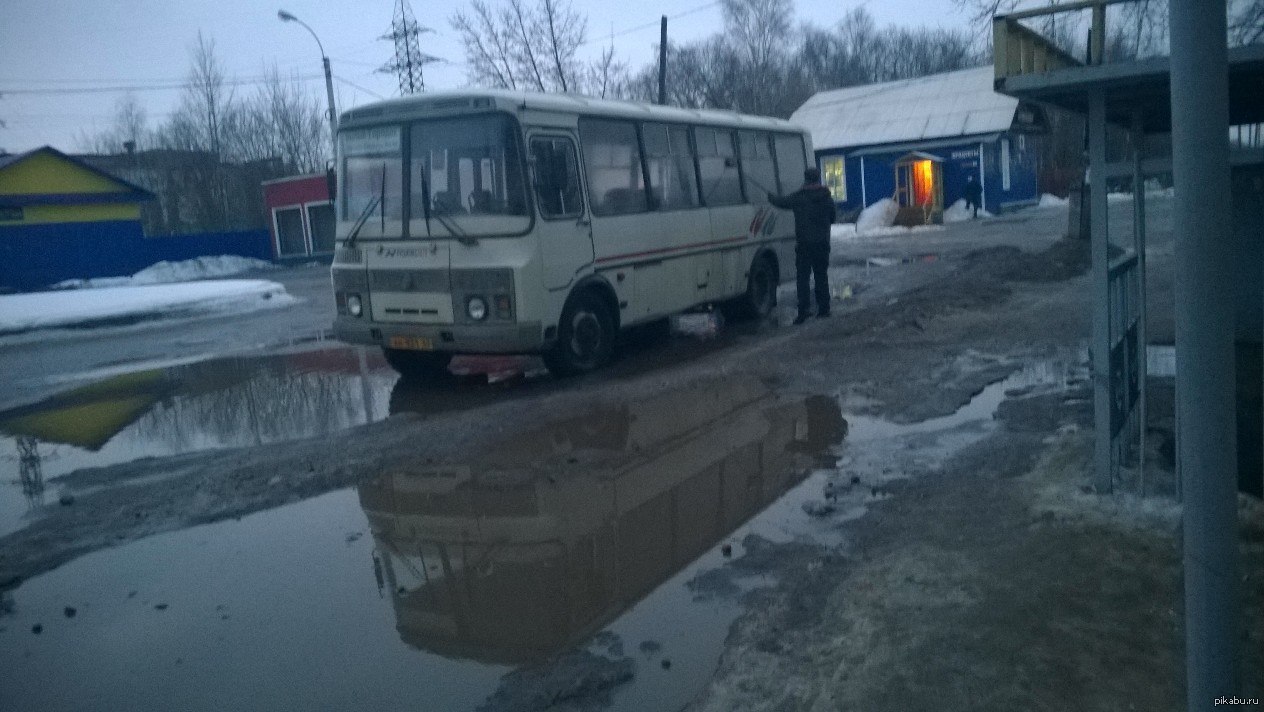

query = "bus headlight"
[
  {"left": 346, "top": 294, "right": 363, "bottom": 317},
  {"left": 467, "top": 296, "right": 488, "bottom": 321}
]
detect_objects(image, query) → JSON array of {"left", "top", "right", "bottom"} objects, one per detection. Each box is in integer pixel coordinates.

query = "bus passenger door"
[{"left": 529, "top": 134, "right": 593, "bottom": 291}]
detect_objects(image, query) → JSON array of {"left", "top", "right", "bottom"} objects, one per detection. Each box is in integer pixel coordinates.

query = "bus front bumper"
[{"left": 334, "top": 316, "right": 546, "bottom": 354}]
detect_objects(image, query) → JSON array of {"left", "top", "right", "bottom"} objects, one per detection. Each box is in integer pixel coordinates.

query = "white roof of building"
[{"left": 789, "top": 66, "right": 1020, "bottom": 152}]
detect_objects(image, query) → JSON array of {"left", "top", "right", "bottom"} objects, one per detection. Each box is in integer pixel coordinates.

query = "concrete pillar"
[{"left": 1169, "top": 0, "right": 1242, "bottom": 705}]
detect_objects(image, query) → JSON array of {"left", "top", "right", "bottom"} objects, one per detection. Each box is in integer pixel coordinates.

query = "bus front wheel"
[
  {"left": 382, "top": 348, "right": 453, "bottom": 381},
  {"left": 544, "top": 291, "right": 616, "bottom": 376}
]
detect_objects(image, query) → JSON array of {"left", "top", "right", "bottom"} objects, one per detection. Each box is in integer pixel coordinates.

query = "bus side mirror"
[{"left": 325, "top": 163, "right": 337, "bottom": 203}]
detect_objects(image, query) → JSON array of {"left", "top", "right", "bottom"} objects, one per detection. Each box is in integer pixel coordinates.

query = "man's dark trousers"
[{"left": 796, "top": 241, "right": 830, "bottom": 317}]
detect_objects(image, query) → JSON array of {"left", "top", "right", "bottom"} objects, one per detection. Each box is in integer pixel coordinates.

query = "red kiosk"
[{"left": 261, "top": 173, "right": 335, "bottom": 261}]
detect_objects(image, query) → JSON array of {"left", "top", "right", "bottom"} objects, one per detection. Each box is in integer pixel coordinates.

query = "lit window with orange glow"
[
  {"left": 822, "top": 157, "right": 845, "bottom": 202},
  {"left": 912, "top": 160, "right": 934, "bottom": 206}
]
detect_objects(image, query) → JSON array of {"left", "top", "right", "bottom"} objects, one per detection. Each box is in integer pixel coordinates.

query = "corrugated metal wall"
[{"left": 0, "top": 223, "right": 271, "bottom": 292}]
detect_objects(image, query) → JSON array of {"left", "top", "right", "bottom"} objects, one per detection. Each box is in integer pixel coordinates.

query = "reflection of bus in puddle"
[{"left": 356, "top": 378, "right": 844, "bottom": 665}]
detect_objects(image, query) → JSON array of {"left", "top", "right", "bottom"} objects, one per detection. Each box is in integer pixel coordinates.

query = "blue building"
[{"left": 790, "top": 66, "right": 1046, "bottom": 220}]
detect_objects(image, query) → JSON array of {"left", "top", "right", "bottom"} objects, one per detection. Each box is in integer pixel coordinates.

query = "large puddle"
[
  {"left": 0, "top": 316, "right": 773, "bottom": 538},
  {"left": 0, "top": 376, "right": 846, "bottom": 712},
  {"left": 0, "top": 348, "right": 398, "bottom": 537},
  {"left": 0, "top": 347, "right": 1082, "bottom": 711}
]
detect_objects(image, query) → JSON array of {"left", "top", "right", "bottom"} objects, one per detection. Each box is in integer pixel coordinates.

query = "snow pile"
[
  {"left": 943, "top": 198, "right": 993, "bottom": 223},
  {"left": 0, "top": 280, "right": 297, "bottom": 336},
  {"left": 855, "top": 198, "right": 899, "bottom": 232},
  {"left": 1039, "top": 193, "right": 1070, "bottom": 207},
  {"left": 1107, "top": 186, "right": 1175, "bottom": 203},
  {"left": 830, "top": 222, "right": 942, "bottom": 249},
  {"left": 52, "top": 255, "right": 275, "bottom": 290},
  {"left": 829, "top": 197, "right": 951, "bottom": 246},
  {"left": 831, "top": 223, "right": 859, "bottom": 239}
]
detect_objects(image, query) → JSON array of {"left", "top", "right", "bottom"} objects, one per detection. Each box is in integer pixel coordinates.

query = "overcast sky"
[{"left": 0, "top": 0, "right": 977, "bottom": 154}]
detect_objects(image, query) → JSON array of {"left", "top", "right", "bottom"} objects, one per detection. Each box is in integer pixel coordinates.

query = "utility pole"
[
  {"left": 658, "top": 16, "right": 667, "bottom": 105},
  {"left": 278, "top": 10, "right": 337, "bottom": 158}
]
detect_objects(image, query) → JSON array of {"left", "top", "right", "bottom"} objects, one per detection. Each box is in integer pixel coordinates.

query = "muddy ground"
[{"left": 2, "top": 198, "right": 1261, "bottom": 710}]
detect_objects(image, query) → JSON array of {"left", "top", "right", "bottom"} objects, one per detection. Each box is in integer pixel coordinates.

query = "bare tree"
[
  {"left": 451, "top": 0, "right": 622, "bottom": 96},
  {"left": 78, "top": 93, "right": 149, "bottom": 154},
  {"left": 245, "top": 66, "right": 327, "bottom": 172},
  {"left": 588, "top": 43, "right": 629, "bottom": 99},
  {"left": 1229, "top": 0, "right": 1264, "bottom": 45},
  {"left": 451, "top": 0, "right": 521, "bottom": 89},
  {"left": 536, "top": 0, "right": 585, "bottom": 92},
  {"left": 179, "top": 32, "right": 232, "bottom": 159},
  {"left": 724, "top": 0, "right": 792, "bottom": 71}
]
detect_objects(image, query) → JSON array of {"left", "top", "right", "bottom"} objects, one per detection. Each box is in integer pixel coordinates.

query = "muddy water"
[
  {"left": 0, "top": 348, "right": 398, "bottom": 537},
  {"left": 0, "top": 316, "right": 769, "bottom": 538},
  {"left": 0, "top": 377, "right": 845, "bottom": 712}
]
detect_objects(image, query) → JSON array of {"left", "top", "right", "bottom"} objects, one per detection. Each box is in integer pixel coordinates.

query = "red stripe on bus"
[
  {"left": 594, "top": 235, "right": 750, "bottom": 264},
  {"left": 751, "top": 208, "right": 769, "bottom": 235}
]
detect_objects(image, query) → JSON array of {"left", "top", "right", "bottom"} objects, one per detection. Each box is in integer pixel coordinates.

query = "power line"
[
  {"left": 333, "top": 75, "right": 387, "bottom": 100},
  {"left": 0, "top": 73, "right": 325, "bottom": 96},
  {"left": 579, "top": 1, "right": 722, "bottom": 48}
]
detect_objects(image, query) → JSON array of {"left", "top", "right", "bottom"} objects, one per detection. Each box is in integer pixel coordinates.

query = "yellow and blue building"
[{"left": 0, "top": 146, "right": 157, "bottom": 292}]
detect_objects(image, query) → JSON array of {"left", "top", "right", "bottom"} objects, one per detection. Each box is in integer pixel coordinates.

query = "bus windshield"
[
  {"left": 342, "top": 126, "right": 403, "bottom": 223},
  {"left": 409, "top": 114, "right": 530, "bottom": 237}
]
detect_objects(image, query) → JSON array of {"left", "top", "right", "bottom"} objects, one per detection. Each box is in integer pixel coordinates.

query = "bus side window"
[
  {"left": 738, "top": 131, "right": 777, "bottom": 204},
  {"left": 579, "top": 118, "right": 649, "bottom": 217},
  {"left": 643, "top": 122, "right": 700, "bottom": 211},
  {"left": 695, "top": 127, "right": 743, "bottom": 206},
  {"left": 530, "top": 137, "right": 583, "bottom": 219},
  {"left": 773, "top": 133, "right": 808, "bottom": 194}
]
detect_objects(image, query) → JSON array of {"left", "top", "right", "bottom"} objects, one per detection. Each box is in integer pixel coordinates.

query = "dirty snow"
[
  {"left": 829, "top": 197, "right": 946, "bottom": 245},
  {"left": 1039, "top": 193, "right": 1070, "bottom": 208},
  {"left": 0, "top": 280, "right": 297, "bottom": 335},
  {"left": 830, "top": 223, "right": 944, "bottom": 247},
  {"left": 857, "top": 197, "right": 899, "bottom": 232},
  {"left": 51, "top": 255, "right": 275, "bottom": 290},
  {"left": 943, "top": 198, "right": 994, "bottom": 223}
]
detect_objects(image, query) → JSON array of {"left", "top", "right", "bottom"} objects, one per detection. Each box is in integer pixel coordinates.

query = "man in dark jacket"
[
  {"left": 964, "top": 175, "right": 983, "bottom": 219},
  {"left": 769, "top": 167, "right": 836, "bottom": 324}
]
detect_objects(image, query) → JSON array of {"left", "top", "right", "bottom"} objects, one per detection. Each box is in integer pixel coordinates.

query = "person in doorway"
[
  {"left": 769, "top": 167, "right": 836, "bottom": 324},
  {"left": 964, "top": 174, "right": 983, "bottom": 219}
]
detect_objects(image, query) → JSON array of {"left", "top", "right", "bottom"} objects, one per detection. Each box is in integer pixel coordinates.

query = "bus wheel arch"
[
  {"left": 544, "top": 280, "right": 619, "bottom": 376},
  {"left": 732, "top": 250, "right": 779, "bottom": 320}
]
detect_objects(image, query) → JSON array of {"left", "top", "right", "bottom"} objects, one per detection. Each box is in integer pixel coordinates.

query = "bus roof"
[{"left": 338, "top": 89, "right": 806, "bottom": 134}]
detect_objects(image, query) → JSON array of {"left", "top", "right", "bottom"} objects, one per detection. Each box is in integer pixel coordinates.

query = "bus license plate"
[{"left": 388, "top": 336, "right": 433, "bottom": 351}]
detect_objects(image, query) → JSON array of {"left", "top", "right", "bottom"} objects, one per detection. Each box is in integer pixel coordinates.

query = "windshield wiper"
[
  {"left": 345, "top": 195, "right": 381, "bottom": 249},
  {"left": 434, "top": 211, "right": 476, "bottom": 246},
  {"left": 346, "top": 163, "right": 387, "bottom": 249},
  {"left": 419, "top": 171, "right": 432, "bottom": 238},
  {"left": 418, "top": 167, "right": 475, "bottom": 245}
]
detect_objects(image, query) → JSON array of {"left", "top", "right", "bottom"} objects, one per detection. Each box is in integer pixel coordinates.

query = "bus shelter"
[{"left": 993, "top": 0, "right": 1264, "bottom": 704}]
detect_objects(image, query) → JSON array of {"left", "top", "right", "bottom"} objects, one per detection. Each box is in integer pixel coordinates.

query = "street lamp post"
[{"left": 278, "top": 9, "right": 337, "bottom": 159}]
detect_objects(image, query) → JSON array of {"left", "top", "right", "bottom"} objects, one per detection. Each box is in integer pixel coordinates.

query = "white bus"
[{"left": 330, "top": 90, "right": 811, "bottom": 377}]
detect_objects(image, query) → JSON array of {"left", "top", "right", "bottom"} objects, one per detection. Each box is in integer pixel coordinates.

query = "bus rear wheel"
[
  {"left": 382, "top": 348, "right": 453, "bottom": 381},
  {"left": 544, "top": 291, "right": 616, "bottom": 376}
]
